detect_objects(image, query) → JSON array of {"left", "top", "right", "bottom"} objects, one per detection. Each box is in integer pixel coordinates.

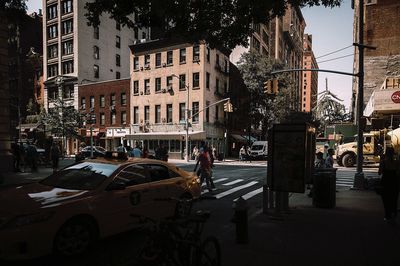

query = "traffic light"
[
  {"left": 264, "top": 80, "right": 272, "bottom": 94},
  {"left": 223, "top": 100, "right": 234, "bottom": 112},
  {"left": 224, "top": 102, "right": 228, "bottom": 112}
]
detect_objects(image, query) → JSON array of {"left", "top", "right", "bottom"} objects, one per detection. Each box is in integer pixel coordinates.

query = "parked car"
[
  {"left": 0, "top": 153, "right": 201, "bottom": 260},
  {"left": 248, "top": 141, "right": 268, "bottom": 160},
  {"left": 76, "top": 146, "right": 106, "bottom": 161}
]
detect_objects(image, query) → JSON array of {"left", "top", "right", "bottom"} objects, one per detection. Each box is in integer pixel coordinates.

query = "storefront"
[{"left": 105, "top": 127, "right": 131, "bottom": 151}]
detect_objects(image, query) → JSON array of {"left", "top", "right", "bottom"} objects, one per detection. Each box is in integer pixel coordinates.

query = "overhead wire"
[
  {"left": 315, "top": 45, "right": 354, "bottom": 59},
  {"left": 317, "top": 53, "right": 356, "bottom": 64}
]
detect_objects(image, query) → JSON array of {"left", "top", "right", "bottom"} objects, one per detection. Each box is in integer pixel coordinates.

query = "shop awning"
[
  {"left": 231, "top": 134, "right": 257, "bottom": 142},
  {"left": 126, "top": 131, "right": 206, "bottom": 140}
]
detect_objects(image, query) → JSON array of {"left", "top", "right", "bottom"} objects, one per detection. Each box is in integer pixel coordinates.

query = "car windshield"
[
  {"left": 251, "top": 145, "right": 264, "bottom": 150},
  {"left": 40, "top": 162, "right": 119, "bottom": 190}
]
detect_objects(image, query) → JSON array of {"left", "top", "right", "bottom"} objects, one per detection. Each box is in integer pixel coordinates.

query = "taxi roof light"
[{"left": 104, "top": 151, "right": 128, "bottom": 160}]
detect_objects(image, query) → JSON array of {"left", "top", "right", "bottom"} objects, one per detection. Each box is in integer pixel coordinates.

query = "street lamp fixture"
[{"left": 172, "top": 74, "right": 190, "bottom": 162}]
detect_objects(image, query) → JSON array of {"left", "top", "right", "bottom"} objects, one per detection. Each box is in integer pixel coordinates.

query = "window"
[
  {"left": 155, "top": 53, "right": 161, "bottom": 67},
  {"left": 166, "top": 76, "right": 173, "bottom": 89},
  {"left": 179, "top": 74, "right": 186, "bottom": 90},
  {"left": 94, "top": 65, "right": 99, "bottom": 78},
  {"left": 116, "top": 36, "right": 120, "bottom": 48},
  {"left": 110, "top": 94, "right": 116, "bottom": 106},
  {"left": 62, "top": 19, "right": 73, "bottom": 35},
  {"left": 144, "top": 106, "right": 150, "bottom": 122},
  {"left": 47, "top": 4, "right": 57, "bottom": 19},
  {"left": 224, "top": 59, "right": 228, "bottom": 73},
  {"left": 167, "top": 104, "right": 172, "bottom": 123},
  {"left": 48, "top": 88, "right": 58, "bottom": 100},
  {"left": 144, "top": 79, "right": 150, "bottom": 94},
  {"left": 62, "top": 0, "right": 73, "bottom": 14},
  {"left": 142, "top": 31, "right": 146, "bottom": 39},
  {"left": 179, "top": 48, "right": 186, "bottom": 63},
  {"left": 147, "top": 164, "right": 176, "bottom": 182},
  {"left": 193, "top": 72, "right": 200, "bottom": 88},
  {"left": 121, "top": 111, "right": 127, "bottom": 124},
  {"left": 100, "top": 113, "right": 105, "bottom": 125},
  {"left": 89, "top": 96, "right": 95, "bottom": 108},
  {"left": 48, "top": 64, "right": 58, "bottom": 77},
  {"left": 100, "top": 95, "right": 105, "bottom": 108},
  {"left": 47, "top": 25, "right": 57, "bottom": 39},
  {"left": 215, "top": 78, "right": 220, "bottom": 93},
  {"left": 155, "top": 77, "right": 161, "bottom": 92},
  {"left": 80, "top": 97, "right": 86, "bottom": 109},
  {"left": 133, "top": 57, "right": 139, "bottom": 70},
  {"left": 116, "top": 22, "right": 121, "bottom": 30},
  {"left": 116, "top": 71, "right": 121, "bottom": 79},
  {"left": 144, "top": 54, "right": 150, "bottom": 66},
  {"left": 133, "top": 106, "right": 139, "bottom": 124},
  {"left": 121, "top": 93, "right": 127, "bottom": 106},
  {"left": 193, "top": 45, "right": 200, "bottom": 61},
  {"left": 216, "top": 54, "right": 220, "bottom": 66},
  {"left": 192, "top": 102, "right": 199, "bottom": 123},
  {"left": 63, "top": 85, "right": 74, "bottom": 99},
  {"left": 115, "top": 165, "right": 148, "bottom": 186},
  {"left": 116, "top": 54, "right": 121, "bottom": 67},
  {"left": 167, "top": 51, "right": 173, "bottom": 65},
  {"left": 62, "top": 40, "right": 73, "bottom": 55},
  {"left": 206, "top": 72, "right": 210, "bottom": 89},
  {"left": 206, "top": 47, "right": 210, "bottom": 62},
  {"left": 62, "top": 60, "right": 74, "bottom": 74},
  {"left": 93, "top": 26, "right": 99, "bottom": 39},
  {"left": 93, "top": 45, "right": 99, "bottom": 59},
  {"left": 111, "top": 113, "right": 116, "bottom": 125},
  {"left": 133, "top": 80, "right": 139, "bottom": 95},
  {"left": 155, "top": 105, "right": 161, "bottom": 123},
  {"left": 206, "top": 101, "right": 210, "bottom": 122},
  {"left": 179, "top": 103, "right": 186, "bottom": 123},
  {"left": 48, "top": 44, "right": 58, "bottom": 59},
  {"left": 215, "top": 106, "right": 219, "bottom": 121}
]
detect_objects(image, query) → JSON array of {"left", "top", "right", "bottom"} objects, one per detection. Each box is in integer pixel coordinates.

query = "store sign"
[
  {"left": 391, "top": 91, "right": 400, "bottom": 103},
  {"left": 106, "top": 128, "right": 130, "bottom": 137}
]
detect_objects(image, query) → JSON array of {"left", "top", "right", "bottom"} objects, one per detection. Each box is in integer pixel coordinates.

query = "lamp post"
[
  {"left": 55, "top": 76, "right": 65, "bottom": 158},
  {"left": 172, "top": 74, "right": 190, "bottom": 162}
]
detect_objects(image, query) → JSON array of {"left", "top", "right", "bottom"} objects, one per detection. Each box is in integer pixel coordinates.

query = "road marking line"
[
  {"left": 201, "top": 178, "right": 228, "bottom": 187},
  {"left": 234, "top": 187, "right": 263, "bottom": 201},
  {"left": 214, "top": 181, "right": 258, "bottom": 199},
  {"left": 222, "top": 179, "right": 243, "bottom": 186}
]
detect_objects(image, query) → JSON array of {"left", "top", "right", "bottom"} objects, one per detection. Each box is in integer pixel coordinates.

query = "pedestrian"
[
  {"left": 315, "top": 152, "right": 325, "bottom": 169},
  {"left": 246, "top": 145, "right": 252, "bottom": 163},
  {"left": 51, "top": 142, "right": 61, "bottom": 173},
  {"left": 194, "top": 145, "right": 213, "bottom": 192},
  {"left": 325, "top": 148, "right": 335, "bottom": 168},
  {"left": 11, "top": 141, "right": 21, "bottom": 172},
  {"left": 239, "top": 146, "right": 246, "bottom": 161},
  {"left": 19, "top": 142, "right": 26, "bottom": 172},
  {"left": 132, "top": 145, "right": 143, "bottom": 158},
  {"left": 192, "top": 145, "right": 199, "bottom": 161},
  {"left": 142, "top": 146, "right": 149, "bottom": 158},
  {"left": 26, "top": 142, "right": 38, "bottom": 172},
  {"left": 378, "top": 147, "right": 400, "bottom": 224}
]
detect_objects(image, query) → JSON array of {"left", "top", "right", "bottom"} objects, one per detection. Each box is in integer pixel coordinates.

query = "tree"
[
  {"left": 237, "top": 51, "right": 297, "bottom": 137},
  {"left": 84, "top": 0, "right": 342, "bottom": 50},
  {"left": 39, "top": 99, "right": 84, "bottom": 141},
  {"left": 314, "top": 85, "right": 350, "bottom": 131}
]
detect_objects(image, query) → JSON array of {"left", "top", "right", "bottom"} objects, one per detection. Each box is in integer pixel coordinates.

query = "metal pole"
[
  {"left": 186, "top": 83, "right": 190, "bottom": 162},
  {"left": 90, "top": 125, "right": 93, "bottom": 158},
  {"left": 354, "top": 0, "right": 365, "bottom": 189}
]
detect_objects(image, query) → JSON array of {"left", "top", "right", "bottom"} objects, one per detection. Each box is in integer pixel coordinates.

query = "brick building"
[
  {"left": 78, "top": 78, "right": 130, "bottom": 151},
  {"left": 302, "top": 34, "right": 318, "bottom": 112},
  {"left": 352, "top": 0, "right": 400, "bottom": 121}
]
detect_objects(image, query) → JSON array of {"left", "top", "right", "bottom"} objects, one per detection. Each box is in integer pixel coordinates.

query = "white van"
[{"left": 249, "top": 141, "right": 268, "bottom": 159}]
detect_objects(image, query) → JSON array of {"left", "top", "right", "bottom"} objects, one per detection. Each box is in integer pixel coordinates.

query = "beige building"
[
  {"left": 302, "top": 34, "right": 318, "bottom": 112},
  {"left": 127, "top": 39, "right": 230, "bottom": 159}
]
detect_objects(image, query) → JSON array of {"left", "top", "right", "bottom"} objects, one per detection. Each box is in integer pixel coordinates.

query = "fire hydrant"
[{"left": 232, "top": 196, "right": 248, "bottom": 244}]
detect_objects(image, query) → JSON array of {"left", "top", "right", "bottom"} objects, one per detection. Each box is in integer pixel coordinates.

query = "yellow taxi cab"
[{"left": 0, "top": 152, "right": 200, "bottom": 260}]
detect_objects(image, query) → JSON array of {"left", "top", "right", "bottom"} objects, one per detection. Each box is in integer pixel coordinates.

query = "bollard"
[{"left": 232, "top": 196, "right": 248, "bottom": 244}]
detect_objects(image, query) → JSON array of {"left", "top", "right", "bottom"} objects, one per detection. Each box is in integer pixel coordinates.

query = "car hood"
[
  {"left": 338, "top": 142, "right": 357, "bottom": 150},
  {"left": 0, "top": 183, "right": 90, "bottom": 214}
]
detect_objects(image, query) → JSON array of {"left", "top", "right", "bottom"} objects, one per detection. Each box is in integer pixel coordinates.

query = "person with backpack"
[{"left": 194, "top": 145, "right": 214, "bottom": 192}]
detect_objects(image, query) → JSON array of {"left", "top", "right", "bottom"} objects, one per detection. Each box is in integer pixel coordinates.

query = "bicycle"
[{"left": 133, "top": 198, "right": 221, "bottom": 266}]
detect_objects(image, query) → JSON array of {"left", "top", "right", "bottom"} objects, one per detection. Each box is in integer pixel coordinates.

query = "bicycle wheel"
[{"left": 197, "top": 236, "right": 221, "bottom": 266}]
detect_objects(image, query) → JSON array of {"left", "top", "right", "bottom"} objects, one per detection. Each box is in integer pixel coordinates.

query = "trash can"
[
  {"left": 218, "top": 153, "right": 224, "bottom": 161},
  {"left": 312, "top": 168, "right": 337, "bottom": 208}
]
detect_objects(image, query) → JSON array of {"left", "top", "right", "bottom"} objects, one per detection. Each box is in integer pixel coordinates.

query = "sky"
[{"left": 27, "top": 0, "right": 355, "bottom": 109}]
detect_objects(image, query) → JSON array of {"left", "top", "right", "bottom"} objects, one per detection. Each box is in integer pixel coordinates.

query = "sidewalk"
[{"left": 217, "top": 189, "right": 400, "bottom": 266}]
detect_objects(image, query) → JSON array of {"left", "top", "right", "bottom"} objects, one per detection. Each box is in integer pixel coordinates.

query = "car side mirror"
[{"left": 106, "top": 181, "right": 126, "bottom": 191}]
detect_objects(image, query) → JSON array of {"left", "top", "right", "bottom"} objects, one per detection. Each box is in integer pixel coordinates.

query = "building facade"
[
  {"left": 302, "top": 34, "right": 318, "bottom": 112},
  {"left": 352, "top": 0, "right": 400, "bottom": 120},
  {"left": 127, "top": 39, "right": 230, "bottom": 159},
  {"left": 78, "top": 78, "right": 131, "bottom": 151}
]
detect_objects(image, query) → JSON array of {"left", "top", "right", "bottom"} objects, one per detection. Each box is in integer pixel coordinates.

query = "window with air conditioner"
[{"left": 166, "top": 76, "right": 173, "bottom": 90}]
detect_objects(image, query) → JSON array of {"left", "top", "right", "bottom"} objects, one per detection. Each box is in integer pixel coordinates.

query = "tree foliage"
[
  {"left": 85, "top": 0, "right": 342, "bottom": 49},
  {"left": 39, "top": 99, "right": 84, "bottom": 140},
  {"left": 314, "top": 88, "right": 350, "bottom": 130},
  {"left": 237, "top": 51, "right": 297, "bottom": 135}
]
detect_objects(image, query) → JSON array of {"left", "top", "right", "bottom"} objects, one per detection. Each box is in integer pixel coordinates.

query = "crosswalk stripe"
[
  {"left": 201, "top": 178, "right": 228, "bottom": 187},
  {"left": 214, "top": 181, "right": 258, "bottom": 199},
  {"left": 223, "top": 179, "right": 243, "bottom": 186},
  {"left": 234, "top": 187, "right": 263, "bottom": 201}
]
